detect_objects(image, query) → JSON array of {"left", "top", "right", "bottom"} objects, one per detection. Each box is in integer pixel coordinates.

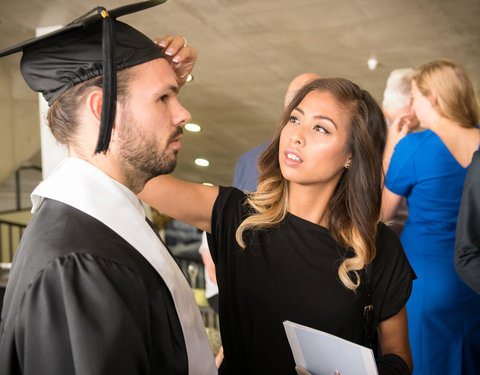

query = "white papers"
[{"left": 284, "top": 320, "right": 378, "bottom": 375}]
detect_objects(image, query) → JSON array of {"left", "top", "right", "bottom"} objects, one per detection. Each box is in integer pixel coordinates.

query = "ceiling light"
[
  {"left": 195, "top": 158, "right": 209, "bottom": 167},
  {"left": 185, "top": 123, "right": 201, "bottom": 132},
  {"left": 367, "top": 57, "right": 378, "bottom": 71}
]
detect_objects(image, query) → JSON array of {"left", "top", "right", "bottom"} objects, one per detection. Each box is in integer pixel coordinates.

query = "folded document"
[{"left": 283, "top": 320, "right": 378, "bottom": 375}]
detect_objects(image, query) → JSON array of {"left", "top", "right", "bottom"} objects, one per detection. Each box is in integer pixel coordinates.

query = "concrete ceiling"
[{"left": 1, "top": 0, "right": 479, "bottom": 186}]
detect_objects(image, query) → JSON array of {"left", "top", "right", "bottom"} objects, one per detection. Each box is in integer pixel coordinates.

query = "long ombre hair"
[{"left": 236, "top": 78, "right": 387, "bottom": 291}]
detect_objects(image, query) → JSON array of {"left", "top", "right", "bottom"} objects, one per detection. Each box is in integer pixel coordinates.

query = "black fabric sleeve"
[
  {"left": 208, "top": 186, "right": 247, "bottom": 265},
  {"left": 373, "top": 223, "right": 416, "bottom": 323},
  {"left": 14, "top": 253, "right": 153, "bottom": 375},
  {"left": 207, "top": 186, "right": 249, "bottom": 373},
  {"left": 376, "top": 353, "right": 411, "bottom": 375},
  {"left": 455, "top": 150, "right": 480, "bottom": 295}
]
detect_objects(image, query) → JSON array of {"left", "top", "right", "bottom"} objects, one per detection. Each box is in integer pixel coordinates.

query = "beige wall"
[{"left": 0, "top": 63, "right": 40, "bottom": 183}]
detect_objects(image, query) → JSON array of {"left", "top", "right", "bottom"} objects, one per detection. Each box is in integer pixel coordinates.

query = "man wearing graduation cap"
[{"left": 0, "top": 1, "right": 217, "bottom": 374}]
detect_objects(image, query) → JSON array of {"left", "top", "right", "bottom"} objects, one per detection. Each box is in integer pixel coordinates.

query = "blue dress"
[{"left": 386, "top": 129, "right": 480, "bottom": 375}]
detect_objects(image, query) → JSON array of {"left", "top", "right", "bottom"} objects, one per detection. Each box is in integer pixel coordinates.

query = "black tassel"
[{"left": 95, "top": 8, "right": 117, "bottom": 154}]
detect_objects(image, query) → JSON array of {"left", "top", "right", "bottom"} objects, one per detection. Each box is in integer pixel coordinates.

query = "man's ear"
[{"left": 86, "top": 88, "right": 103, "bottom": 124}]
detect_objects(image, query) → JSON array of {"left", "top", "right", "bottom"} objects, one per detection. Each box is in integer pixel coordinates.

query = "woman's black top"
[{"left": 208, "top": 187, "right": 415, "bottom": 375}]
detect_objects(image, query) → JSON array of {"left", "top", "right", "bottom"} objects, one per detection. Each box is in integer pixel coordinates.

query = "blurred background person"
[
  {"left": 381, "top": 68, "right": 420, "bottom": 236},
  {"left": 198, "top": 231, "right": 224, "bottom": 367},
  {"left": 199, "top": 231, "right": 219, "bottom": 313},
  {"left": 232, "top": 141, "right": 268, "bottom": 192},
  {"left": 382, "top": 68, "right": 418, "bottom": 127},
  {"left": 382, "top": 59, "right": 480, "bottom": 375},
  {"left": 455, "top": 149, "right": 480, "bottom": 295}
]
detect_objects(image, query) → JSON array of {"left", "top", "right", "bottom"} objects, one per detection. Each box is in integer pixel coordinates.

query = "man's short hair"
[{"left": 382, "top": 68, "right": 415, "bottom": 111}]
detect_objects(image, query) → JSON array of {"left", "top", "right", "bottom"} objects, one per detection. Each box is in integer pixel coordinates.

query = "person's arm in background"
[
  {"left": 381, "top": 112, "right": 416, "bottom": 222},
  {"left": 455, "top": 151, "right": 480, "bottom": 295},
  {"left": 199, "top": 231, "right": 216, "bottom": 284}
]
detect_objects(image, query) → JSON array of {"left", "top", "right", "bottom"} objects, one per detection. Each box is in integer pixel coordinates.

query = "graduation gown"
[{"left": 0, "top": 158, "right": 216, "bottom": 375}]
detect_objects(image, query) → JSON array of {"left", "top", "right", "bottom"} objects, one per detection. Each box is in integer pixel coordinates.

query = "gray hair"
[{"left": 382, "top": 68, "right": 415, "bottom": 111}]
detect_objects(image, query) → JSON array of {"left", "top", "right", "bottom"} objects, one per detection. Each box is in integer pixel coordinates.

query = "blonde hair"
[
  {"left": 236, "top": 78, "right": 387, "bottom": 291},
  {"left": 413, "top": 59, "right": 479, "bottom": 128}
]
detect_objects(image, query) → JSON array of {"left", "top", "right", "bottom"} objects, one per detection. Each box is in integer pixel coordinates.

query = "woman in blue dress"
[{"left": 382, "top": 59, "right": 480, "bottom": 375}]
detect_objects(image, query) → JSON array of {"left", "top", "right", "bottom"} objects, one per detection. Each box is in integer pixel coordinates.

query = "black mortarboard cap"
[{"left": 0, "top": 1, "right": 167, "bottom": 153}]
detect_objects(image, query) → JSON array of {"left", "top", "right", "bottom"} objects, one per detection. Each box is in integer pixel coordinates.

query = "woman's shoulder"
[
  {"left": 375, "top": 222, "right": 414, "bottom": 274},
  {"left": 398, "top": 129, "right": 434, "bottom": 149},
  {"left": 376, "top": 221, "right": 400, "bottom": 244},
  {"left": 391, "top": 129, "right": 438, "bottom": 165},
  {"left": 216, "top": 186, "right": 247, "bottom": 208},
  {"left": 213, "top": 186, "right": 251, "bottom": 221},
  {"left": 375, "top": 222, "right": 405, "bottom": 259}
]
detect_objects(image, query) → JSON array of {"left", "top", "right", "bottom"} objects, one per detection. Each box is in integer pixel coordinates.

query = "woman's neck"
[
  {"left": 430, "top": 116, "right": 480, "bottom": 167},
  {"left": 287, "top": 182, "right": 336, "bottom": 227},
  {"left": 429, "top": 116, "right": 462, "bottom": 132}
]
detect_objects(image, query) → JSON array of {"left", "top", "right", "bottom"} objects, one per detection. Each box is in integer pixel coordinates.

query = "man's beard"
[{"left": 116, "top": 112, "right": 181, "bottom": 193}]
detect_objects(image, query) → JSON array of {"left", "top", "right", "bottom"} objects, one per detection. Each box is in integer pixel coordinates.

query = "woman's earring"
[{"left": 345, "top": 163, "right": 351, "bottom": 169}]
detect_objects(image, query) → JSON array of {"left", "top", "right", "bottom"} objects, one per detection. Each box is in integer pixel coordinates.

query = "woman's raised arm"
[{"left": 138, "top": 175, "right": 219, "bottom": 233}]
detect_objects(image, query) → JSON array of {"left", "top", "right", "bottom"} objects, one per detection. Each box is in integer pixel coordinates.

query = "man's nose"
[{"left": 174, "top": 101, "right": 191, "bottom": 128}]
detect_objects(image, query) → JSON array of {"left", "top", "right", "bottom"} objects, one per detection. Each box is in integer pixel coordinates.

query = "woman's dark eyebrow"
[{"left": 293, "top": 107, "right": 337, "bottom": 129}]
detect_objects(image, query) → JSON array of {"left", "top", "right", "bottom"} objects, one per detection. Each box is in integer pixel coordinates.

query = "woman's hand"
[
  {"left": 381, "top": 111, "right": 416, "bottom": 221},
  {"left": 383, "top": 111, "right": 417, "bottom": 176},
  {"left": 386, "top": 111, "right": 417, "bottom": 153},
  {"left": 154, "top": 35, "right": 197, "bottom": 86}
]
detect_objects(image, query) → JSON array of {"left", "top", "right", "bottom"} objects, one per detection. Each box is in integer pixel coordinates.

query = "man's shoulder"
[
  {"left": 23, "top": 198, "right": 136, "bottom": 259},
  {"left": 11, "top": 199, "right": 158, "bottom": 294},
  {"left": 3, "top": 199, "right": 166, "bottom": 322},
  {"left": 470, "top": 150, "right": 480, "bottom": 171}
]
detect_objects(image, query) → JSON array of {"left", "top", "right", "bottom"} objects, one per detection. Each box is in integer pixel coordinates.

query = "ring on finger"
[{"left": 182, "top": 37, "right": 188, "bottom": 47}]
